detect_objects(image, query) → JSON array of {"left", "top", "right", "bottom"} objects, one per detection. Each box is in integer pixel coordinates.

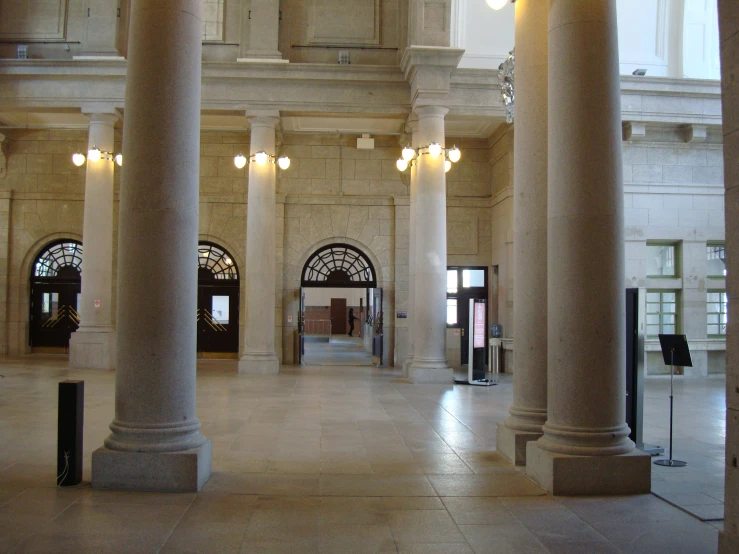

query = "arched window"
[
  {"left": 32, "top": 240, "right": 83, "bottom": 279},
  {"left": 198, "top": 242, "right": 239, "bottom": 280},
  {"left": 301, "top": 243, "right": 377, "bottom": 288}
]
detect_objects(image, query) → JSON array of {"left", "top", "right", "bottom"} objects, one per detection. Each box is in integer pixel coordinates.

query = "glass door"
[
  {"left": 30, "top": 282, "right": 81, "bottom": 348},
  {"left": 197, "top": 284, "right": 239, "bottom": 355}
]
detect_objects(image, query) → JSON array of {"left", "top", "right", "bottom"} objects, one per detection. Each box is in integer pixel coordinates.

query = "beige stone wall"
[{"left": 0, "top": 128, "right": 497, "bottom": 366}]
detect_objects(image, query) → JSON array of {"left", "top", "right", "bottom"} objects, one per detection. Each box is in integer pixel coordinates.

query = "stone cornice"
[{"left": 400, "top": 46, "right": 465, "bottom": 109}]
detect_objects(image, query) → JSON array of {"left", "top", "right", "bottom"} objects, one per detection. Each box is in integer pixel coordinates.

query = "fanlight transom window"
[
  {"left": 302, "top": 244, "right": 376, "bottom": 288},
  {"left": 33, "top": 241, "right": 83, "bottom": 278},
  {"left": 198, "top": 243, "right": 238, "bottom": 280}
]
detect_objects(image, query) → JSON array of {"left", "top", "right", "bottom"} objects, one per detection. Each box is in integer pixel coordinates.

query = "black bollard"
[{"left": 57, "top": 380, "right": 84, "bottom": 486}]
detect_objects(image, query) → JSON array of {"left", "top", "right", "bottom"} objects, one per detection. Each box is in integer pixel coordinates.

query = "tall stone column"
[
  {"left": 92, "top": 0, "right": 212, "bottom": 492},
  {"left": 239, "top": 0, "right": 283, "bottom": 60},
  {"left": 525, "top": 0, "right": 650, "bottom": 495},
  {"left": 402, "top": 117, "right": 419, "bottom": 378},
  {"left": 718, "top": 1, "right": 739, "bottom": 551},
  {"left": 408, "top": 105, "right": 452, "bottom": 384},
  {"left": 496, "top": 0, "right": 548, "bottom": 466},
  {"left": 239, "top": 115, "right": 280, "bottom": 375},
  {"left": 69, "top": 111, "right": 118, "bottom": 370}
]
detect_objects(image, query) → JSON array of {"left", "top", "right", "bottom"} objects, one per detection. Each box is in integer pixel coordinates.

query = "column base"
[
  {"left": 91, "top": 440, "right": 212, "bottom": 492},
  {"left": 496, "top": 422, "right": 542, "bottom": 466},
  {"left": 408, "top": 362, "right": 453, "bottom": 384},
  {"left": 238, "top": 352, "right": 280, "bottom": 375},
  {"left": 69, "top": 328, "right": 116, "bottom": 370},
  {"left": 402, "top": 356, "right": 414, "bottom": 379},
  {"left": 526, "top": 442, "right": 651, "bottom": 496}
]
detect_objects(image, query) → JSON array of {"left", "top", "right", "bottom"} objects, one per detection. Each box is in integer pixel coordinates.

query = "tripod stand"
[{"left": 654, "top": 335, "right": 691, "bottom": 468}]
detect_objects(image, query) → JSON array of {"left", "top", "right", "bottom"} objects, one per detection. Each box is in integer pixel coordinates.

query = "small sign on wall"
[
  {"left": 453, "top": 329, "right": 460, "bottom": 336},
  {"left": 287, "top": 315, "right": 293, "bottom": 323},
  {"left": 396, "top": 311, "right": 407, "bottom": 319},
  {"left": 94, "top": 300, "right": 101, "bottom": 308}
]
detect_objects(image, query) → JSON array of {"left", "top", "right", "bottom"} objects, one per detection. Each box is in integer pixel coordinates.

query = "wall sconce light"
[
  {"left": 72, "top": 145, "right": 122, "bottom": 166},
  {"left": 396, "top": 144, "right": 461, "bottom": 172},
  {"left": 234, "top": 151, "right": 291, "bottom": 170}
]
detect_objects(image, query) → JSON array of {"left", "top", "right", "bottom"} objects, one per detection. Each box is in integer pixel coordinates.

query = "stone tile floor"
[
  {"left": 303, "top": 336, "right": 373, "bottom": 366},
  {"left": 0, "top": 356, "right": 726, "bottom": 553}
]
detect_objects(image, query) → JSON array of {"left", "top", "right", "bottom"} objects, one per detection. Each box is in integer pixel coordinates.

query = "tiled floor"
[
  {"left": 303, "top": 336, "right": 373, "bottom": 366},
  {"left": 0, "top": 357, "right": 725, "bottom": 553}
]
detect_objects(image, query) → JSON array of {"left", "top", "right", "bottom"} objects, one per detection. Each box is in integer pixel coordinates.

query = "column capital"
[
  {"left": 247, "top": 111, "right": 281, "bottom": 129},
  {"left": 401, "top": 46, "right": 464, "bottom": 110},
  {"left": 84, "top": 111, "right": 121, "bottom": 127},
  {"left": 414, "top": 105, "right": 449, "bottom": 120}
]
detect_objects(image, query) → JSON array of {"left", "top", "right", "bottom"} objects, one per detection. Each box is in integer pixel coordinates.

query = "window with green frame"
[
  {"left": 707, "top": 291, "right": 728, "bottom": 336},
  {"left": 646, "top": 291, "right": 678, "bottom": 337},
  {"left": 707, "top": 243, "right": 726, "bottom": 278},
  {"left": 646, "top": 243, "right": 679, "bottom": 277}
]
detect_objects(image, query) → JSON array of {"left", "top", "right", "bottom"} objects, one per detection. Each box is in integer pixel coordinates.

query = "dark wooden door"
[
  {"left": 30, "top": 282, "right": 80, "bottom": 348},
  {"left": 330, "top": 298, "right": 347, "bottom": 334},
  {"left": 197, "top": 283, "right": 239, "bottom": 354}
]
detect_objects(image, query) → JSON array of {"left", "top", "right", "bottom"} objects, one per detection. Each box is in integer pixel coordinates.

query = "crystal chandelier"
[{"left": 498, "top": 49, "right": 515, "bottom": 123}]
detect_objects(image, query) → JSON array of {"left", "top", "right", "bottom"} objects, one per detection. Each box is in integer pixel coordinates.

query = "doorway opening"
[
  {"left": 197, "top": 242, "right": 240, "bottom": 358},
  {"left": 298, "top": 243, "right": 380, "bottom": 366},
  {"left": 29, "top": 240, "right": 83, "bottom": 352}
]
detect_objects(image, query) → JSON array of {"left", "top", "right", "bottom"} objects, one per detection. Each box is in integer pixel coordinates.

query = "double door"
[
  {"left": 30, "top": 282, "right": 80, "bottom": 348},
  {"left": 197, "top": 284, "right": 239, "bottom": 355}
]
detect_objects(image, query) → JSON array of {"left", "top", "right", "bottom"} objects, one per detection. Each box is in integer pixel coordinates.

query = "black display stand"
[
  {"left": 57, "top": 380, "right": 84, "bottom": 486},
  {"left": 654, "top": 334, "right": 692, "bottom": 468}
]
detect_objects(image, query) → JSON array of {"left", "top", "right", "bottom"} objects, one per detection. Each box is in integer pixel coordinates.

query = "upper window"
[
  {"left": 646, "top": 243, "right": 678, "bottom": 277},
  {"left": 707, "top": 291, "right": 728, "bottom": 336},
  {"left": 32, "top": 241, "right": 83, "bottom": 278},
  {"left": 707, "top": 243, "right": 726, "bottom": 278},
  {"left": 202, "top": 0, "right": 224, "bottom": 42}
]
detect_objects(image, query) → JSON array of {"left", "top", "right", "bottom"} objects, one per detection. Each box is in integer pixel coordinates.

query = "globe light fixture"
[
  {"left": 234, "top": 153, "right": 247, "bottom": 169},
  {"left": 402, "top": 145, "right": 416, "bottom": 162},
  {"left": 87, "top": 147, "right": 101, "bottom": 162},
  {"left": 254, "top": 151, "right": 269, "bottom": 165},
  {"left": 396, "top": 158, "right": 409, "bottom": 172},
  {"left": 486, "top": 0, "right": 508, "bottom": 10},
  {"left": 448, "top": 145, "right": 461, "bottom": 163},
  {"left": 71, "top": 146, "right": 122, "bottom": 166},
  {"left": 445, "top": 159, "right": 452, "bottom": 173},
  {"left": 428, "top": 142, "right": 442, "bottom": 157},
  {"left": 277, "top": 154, "right": 291, "bottom": 170}
]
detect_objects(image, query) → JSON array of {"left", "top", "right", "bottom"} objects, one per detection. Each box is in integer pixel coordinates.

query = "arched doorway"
[
  {"left": 29, "top": 240, "right": 83, "bottom": 350},
  {"left": 197, "top": 242, "right": 240, "bottom": 357},
  {"left": 299, "top": 243, "right": 381, "bottom": 366}
]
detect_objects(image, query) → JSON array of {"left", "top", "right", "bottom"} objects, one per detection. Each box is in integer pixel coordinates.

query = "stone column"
[
  {"left": 718, "top": 1, "right": 738, "bottom": 551},
  {"left": 525, "top": 0, "right": 650, "bottom": 495},
  {"left": 69, "top": 111, "right": 118, "bottom": 370},
  {"left": 92, "top": 0, "right": 211, "bottom": 493},
  {"left": 402, "top": 117, "right": 419, "bottom": 378},
  {"left": 239, "top": 0, "right": 282, "bottom": 60},
  {"left": 239, "top": 115, "right": 280, "bottom": 375},
  {"left": 496, "top": 0, "right": 548, "bottom": 466},
  {"left": 408, "top": 105, "right": 452, "bottom": 384}
]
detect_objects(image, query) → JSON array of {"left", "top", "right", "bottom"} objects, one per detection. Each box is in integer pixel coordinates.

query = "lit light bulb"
[
  {"left": 448, "top": 145, "right": 461, "bottom": 163},
  {"left": 234, "top": 153, "right": 247, "bottom": 169},
  {"left": 254, "top": 151, "right": 269, "bottom": 165},
  {"left": 72, "top": 153, "right": 86, "bottom": 167},
  {"left": 225, "top": 257, "right": 232, "bottom": 266},
  {"left": 277, "top": 155, "right": 291, "bottom": 170},
  {"left": 87, "top": 147, "right": 101, "bottom": 162},
  {"left": 396, "top": 158, "right": 408, "bottom": 172},
  {"left": 114, "top": 153, "right": 123, "bottom": 166},
  {"left": 428, "top": 142, "right": 442, "bottom": 157},
  {"left": 486, "top": 0, "right": 508, "bottom": 10},
  {"left": 402, "top": 145, "right": 416, "bottom": 162},
  {"left": 445, "top": 159, "right": 452, "bottom": 173}
]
